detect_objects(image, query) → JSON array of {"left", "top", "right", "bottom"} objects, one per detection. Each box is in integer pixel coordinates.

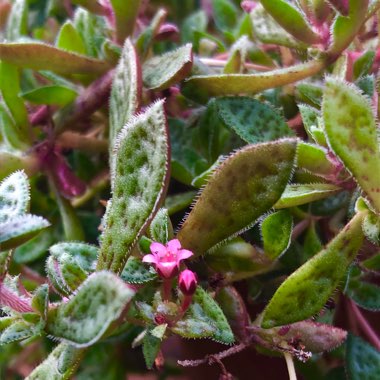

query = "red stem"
[{"left": 162, "top": 279, "right": 172, "bottom": 301}]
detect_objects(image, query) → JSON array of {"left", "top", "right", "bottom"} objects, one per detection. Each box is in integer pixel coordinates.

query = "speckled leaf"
[
  {"left": 47, "top": 272, "right": 135, "bottom": 347},
  {"left": 214, "top": 97, "right": 294, "bottom": 144},
  {"left": 98, "top": 100, "right": 170, "bottom": 274},
  {"left": 0, "top": 214, "right": 50, "bottom": 251},
  {"left": 0, "top": 171, "right": 30, "bottom": 224},
  {"left": 110, "top": 0, "right": 140, "bottom": 44},
  {"left": 0, "top": 43, "right": 110, "bottom": 74},
  {"left": 0, "top": 320, "right": 35, "bottom": 344},
  {"left": 251, "top": 5, "right": 304, "bottom": 49},
  {"left": 261, "top": 212, "right": 365, "bottom": 328},
  {"left": 142, "top": 328, "right": 162, "bottom": 369},
  {"left": 182, "top": 60, "right": 324, "bottom": 103},
  {"left": 362, "top": 212, "right": 380, "bottom": 244},
  {"left": 274, "top": 184, "right": 341, "bottom": 209},
  {"left": 345, "top": 266, "right": 380, "bottom": 311},
  {"left": 121, "top": 257, "right": 157, "bottom": 284},
  {"left": 177, "top": 140, "right": 297, "bottom": 255},
  {"left": 346, "top": 334, "right": 380, "bottom": 380},
  {"left": 31, "top": 284, "right": 49, "bottom": 319},
  {"left": 261, "top": 210, "right": 293, "bottom": 260},
  {"left": 143, "top": 44, "right": 193, "bottom": 91},
  {"left": 328, "top": 0, "right": 369, "bottom": 59},
  {"left": 26, "top": 343, "right": 84, "bottom": 380},
  {"left": 109, "top": 38, "right": 141, "bottom": 149},
  {"left": 149, "top": 208, "right": 172, "bottom": 244},
  {"left": 260, "top": 0, "right": 320, "bottom": 44},
  {"left": 323, "top": 78, "right": 380, "bottom": 212}
]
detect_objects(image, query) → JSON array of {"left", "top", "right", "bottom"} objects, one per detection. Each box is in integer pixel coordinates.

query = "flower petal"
[
  {"left": 167, "top": 239, "right": 181, "bottom": 254},
  {"left": 150, "top": 242, "right": 167, "bottom": 257},
  {"left": 142, "top": 254, "right": 158, "bottom": 264},
  {"left": 157, "top": 261, "right": 178, "bottom": 279},
  {"left": 177, "top": 249, "right": 193, "bottom": 261}
]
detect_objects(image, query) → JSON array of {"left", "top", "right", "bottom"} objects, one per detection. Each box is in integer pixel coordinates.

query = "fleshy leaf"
[
  {"left": 98, "top": 100, "right": 170, "bottom": 274},
  {"left": 56, "top": 21, "right": 86, "bottom": 55},
  {"left": 346, "top": 334, "right": 380, "bottom": 379},
  {"left": 26, "top": 343, "right": 84, "bottom": 380},
  {"left": 261, "top": 210, "right": 293, "bottom": 260},
  {"left": 0, "top": 171, "right": 30, "bottom": 224},
  {"left": 0, "top": 320, "right": 35, "bottom": 344},
  {"left": 260, "top": 0, "right": 320, "bottom": 44},
  {"left": 261, "top": 212, "right": 365, "bottom": 328},
  {"left": 345, "top": 265, "right": 380, "bottom": 311},
  {"left": 214, "top": 96, "right": 294, "bottom": 144},
  {"left": 212, "top": 0, "right": 238, "bottom": 32},
  {"left": 0, "top": 214, "right": 50, "bottom": 251},
  {"left": 251, "top": 5, "right": 305, "bottom": 48},
  {"left": 0, "top": 43, "right": 110, "bottom": 74},
  {"left": 149, "top": 208, "right": 172, "bottom": 244},
  {"left": 177, "top": 140, "right": 297, "bottom": 255},
  {"left": 362, "top": 211, "right": 380, "bottom": 244},
  {"left": 274, "top": 184, "right": 341, "bottom": 209},
  {"left": 46, "top": 272, "right": 135, "bottom": 347},
  {"left": 21, "top": 86, "right": 78, "bottom": 107},
  {"left": 121, "top": 257, "right": 157, "bottom": 284},
  {"left": 323, "top": 78, "right": 380, "bottom": 212},
  {"left": 110, "top": 0, "right": 140, "bottom": 44},
  {"left": 142, "top": 328, "right": 163, "bottom": 369},
  {"left": 31, "top": 284, "right": 49, "bottom": 319},
  {"left": 327, "top": 0, "right": 369, "bottom": 59},
  {"left": 142, "top": 44, "right": 193, "bottom": 91},
  {"left": 182, "top": 60, "right": 324, "bottom": 103},
  {"left": 109, "top": 38, "right": 141, "bottom": 149}
]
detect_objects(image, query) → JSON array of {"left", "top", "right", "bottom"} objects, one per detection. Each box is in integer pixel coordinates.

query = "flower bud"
[{"left": 178, "top": 269, "right": 198, "bottom": 296}]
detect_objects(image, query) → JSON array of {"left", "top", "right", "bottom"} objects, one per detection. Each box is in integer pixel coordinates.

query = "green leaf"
[
  {"left": 142, "top": 44, "right": 193, "bottom": 91},
  {"left": 251, "top": 5, "right": 305, "bottom": 49},
  {"left": 223, "top": 35, "right": 251, "bottom": 74},
  {"left": 0, "top": 251, "right": 11, "bottom": 280},
  {"left": 110, "top": 0, "right": 140, "bottom": 44},
  {"left": 149, "top": 208, "right": 172, "bottom": 244},
  {"left": 26, "top": 343, "right": 84, "bottom": 380},
  {"left": 205, "top": 237, "right": 272, "bottom": 275},
  {"left": 296, "top": 83, "right": 323, "bottom": 108},
  {"left": 345, "top": 266, "right": 380, "bottom": 311},
  {"left": 261, "top": 212, "right": 365, "bottom": 328},
  {"left": 164, "top": 191, "right": 197, "bottom": 215},
  {"left": 0, "top": 171, "right": 30, "bottom": 224},
  {"left": 121, "top": 256, "right": 157, "bottom": 284},
  {"left": 0, "top": 214, "right": 50, "bottom": 251},
  {"left": 346, "top": 334, "right": 380, "bottom": 380},
  {"left": 109, "top": 38, "right": 141, "bottom": 148},
  {"left": 178, "top": 139, "right": 297, "bottom": 255},
  {"left": 47, "top": 272, "right": 135, "bottom": 347},
  {"left": 181, "top": 10, "right": 208, "bottom": 45},
  {"left": 327, "top": 0, "right": 369, "bottom": 59},
  {"left": 0, "top": 43, "right": 111, "bottom": 74},
  {"left": 182, "top": 60, "right": 324, "bottom": 103},
  {"left": 260, "top": 0, "right": 320, "bottom": 44},
  {"left": 212, "top": 0, "right": 238, "bottom": 32},
  {"left": 98, "top": 100, "right": 170, "bottom": 274},
  {"left": 323, "top": 78, "right": 380, "bottom": 212},
  {"left": 71, "top": 0, "right": 106, "bottom": 15},
  {"left": 261, "top": 210, "right": 293, "bottom": 260},
  {"left": 56, "top": 21, "right": 86, "bottom": 55},
  {"left": 214, "top": 96, "right": 294, "bottom": 144},
  {"left": 0, "top": 61, "right": 30, "bottom": 136},
  {"left": 21, "top": 86, "right": 78, "bottom": 107},
  {"left": 0, "top": 104, "right": 28, "bottom": 150},
  {"left": 194, "top": 287, "right": 234, "bottom": 344},
  {"left": 0, "top": 320, "right": 35, "bottom": 344},
  {"left": 31, "top": 284, "right": 49, "bottom": 319},
  {"left": 297, "top": 142, "right": 337, "bottom": 178},
  {"left": 5, "top": 0, "right": 28, "bottom": 41},
  {"left": 362, "top": 211, "right": 380, "bottom": 244},
  {"left": 274, "top": 184, "right": 342, "bottom": 209},
  {"left": 142, "top": 328, "right": 162, "bottom": 369},
  {"left": 353, "top": 50, "right": 375, "bottom": 80}
]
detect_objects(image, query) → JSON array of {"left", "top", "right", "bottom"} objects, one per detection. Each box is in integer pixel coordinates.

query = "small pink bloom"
[
  {"left": 241, "top": 1, "right": 256, "bottom": 13},
  {"left": 179, "top": 270, "right": 198, "bottom": 296},
  {"left": 143, "top": 239, "right": 193, "bottom": 279}
]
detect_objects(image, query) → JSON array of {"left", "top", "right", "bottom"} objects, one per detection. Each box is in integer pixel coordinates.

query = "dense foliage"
[{"left": 0, "top": 0, "right": 380, "bottom": 379}]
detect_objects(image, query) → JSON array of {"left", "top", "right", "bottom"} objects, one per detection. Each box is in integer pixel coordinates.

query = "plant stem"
[
  {"left": 350, "top": 299, "right": 380, "bottom": 350},
  {"left": 162, "top": 279, "right": 172, "bottom": 301},
  {"left": 284, "top": 352, "right": 297, "bottom": 380},
  {"left": 57, "top": 131, "right": 108, "bottom": 153}
]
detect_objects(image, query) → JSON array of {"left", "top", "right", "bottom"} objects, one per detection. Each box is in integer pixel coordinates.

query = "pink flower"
[
  {"left": 179, "top": 270, "right": 198, "bottom": 296},
  {"left": 142, "top": 239, "right": 193, "bottom": 279}
]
